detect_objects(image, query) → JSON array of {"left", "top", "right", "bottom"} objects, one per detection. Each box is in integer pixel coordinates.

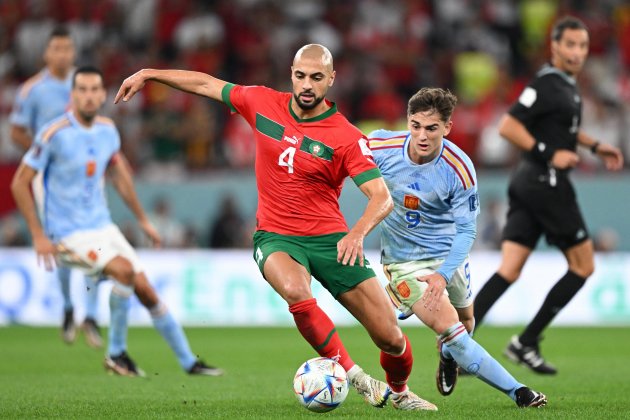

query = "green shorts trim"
[{"left": 252, "top": 230, "right": 376, "bottom": 298}]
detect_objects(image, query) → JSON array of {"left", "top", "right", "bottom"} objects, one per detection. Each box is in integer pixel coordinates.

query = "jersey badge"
[
  {"left": 468, "top": 193, "right": 479, "bottom": 211},
  {"left": 518, "top": 87, "right": 537, "bottom": 107},
  {"left": 86, "top": 160, "right": 96, "bottom": 177},
  {"left": 396, "top": 281, "right": 411, "bottom": 298},
  {"left": 301, "top": 136, "right": 333, "bottom": 161},
  {"left": 87, "top": 250, "right": 98, "bottom": 262},
  {"left": 403, "top": 194, "right": 420, "bottom": 210}
]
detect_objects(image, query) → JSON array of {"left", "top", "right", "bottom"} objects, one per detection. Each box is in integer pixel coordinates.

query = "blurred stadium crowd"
[{"left": 0, "top": 0, "right": 629, "bottom": 248}]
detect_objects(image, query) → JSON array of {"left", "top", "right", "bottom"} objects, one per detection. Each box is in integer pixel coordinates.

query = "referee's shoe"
[{"left": 504, "top": 335, "right": 557, "bottom": 375}]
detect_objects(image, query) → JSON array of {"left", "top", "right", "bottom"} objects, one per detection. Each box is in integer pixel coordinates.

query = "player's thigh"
[
  {"left": 412, "top": 294, "right": 459, "bottom": 334},
  {"left": 307, "top": 233, "right": 377, "bottom": 298},
  {"left": 264, "top": 252, "right": 312, "bottom": 304},
  {"left": 337, "top": 277, "right": 404, "bottom": 351},
  {"left": 107, "top": 225, "right": 144, "bottom": 273},
  {"left": 253, "top": 231, "right": 313, "bottom": 304},
  {"left": 383, "top": 260, "right": 447, "bottom": 319},
  {"left": 563, "top": 238, "right": 595, "bottom": 278},
  {"left": 497, "top": 240, "right": 532, "bottom": 282}
]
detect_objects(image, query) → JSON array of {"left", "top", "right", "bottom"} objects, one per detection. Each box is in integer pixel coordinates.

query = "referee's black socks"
[
  {"left": 473, "top": 273, "right": 512, "bottom": 325},
  {"left": 520, "top": 270, "right": 587, "bottom": 346}
]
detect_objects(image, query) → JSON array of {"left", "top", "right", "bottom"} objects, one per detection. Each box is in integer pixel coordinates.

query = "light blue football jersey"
[
  {"left": 369, "top": 129, "right": 480, "bottom": 264},
  {"left": 22, "top": 112, "right": 120, "bottom": 241},
  {"left": 10, "top": 68, "right": 72, "bottom": 134}
]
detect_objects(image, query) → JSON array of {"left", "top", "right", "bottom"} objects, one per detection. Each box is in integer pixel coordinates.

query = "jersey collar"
[{"left": 288, "top": 98, "right": 338, "bottom": 123}]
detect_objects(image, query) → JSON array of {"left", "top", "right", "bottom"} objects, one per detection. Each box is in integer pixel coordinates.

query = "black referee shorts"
[{"left": 502, "top": 163, "right": 589, "bottom": 251}]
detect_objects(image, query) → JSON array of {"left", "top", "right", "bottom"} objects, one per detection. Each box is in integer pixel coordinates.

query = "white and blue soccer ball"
[{"left": 293, "top": 357, "right": 349, "bottom": 413}]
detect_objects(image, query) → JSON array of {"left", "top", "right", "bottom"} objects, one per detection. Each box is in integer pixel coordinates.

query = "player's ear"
[
  {"left": 328, "top": 70, "right": 336, "bottom": 87},
  {"left": 443, "top": 120, "right": 453, "bottom": 136}
]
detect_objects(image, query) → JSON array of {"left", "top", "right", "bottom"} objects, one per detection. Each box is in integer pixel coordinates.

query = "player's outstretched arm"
[
  {"left": 114, "top": 68, "right": 228, "bottom": 104},
  {"left": 10, "top": 163, "right": 57, "bottom": 270},
  {"left": 107, "top": 152, "right": 162, "bottom": 247},
  {"left": 338, "top": 178, "right": 393, "bottom": 266}
]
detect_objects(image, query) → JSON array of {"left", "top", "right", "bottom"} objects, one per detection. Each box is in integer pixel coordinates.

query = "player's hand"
[
  {"left": 33, "top": 234, "right": 57, "bottom": 271},
  {"left": 337, "top": 231, "right": 365, "bottom": 266},
  {"left": 595, "top": 143, "right": 624, "bottom": 171},
  {"left": 550, "top": 149, "right": 580, "bottom": 169},
  {"left": 139, "top": 219, "right": 162, "bottom": 248},
  {"left": 417, "top": 273, "right": 447, "bottom": 312},
  {"left": 114, "top": 70, "right": 148, "bottom": 104}
]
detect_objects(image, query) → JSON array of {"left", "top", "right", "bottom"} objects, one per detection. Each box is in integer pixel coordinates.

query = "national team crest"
[
  {"left": 86, "top": 160, "right": 96, "bottom": 177},
  {"left": 300, "top": 136, "right": 334, "bottom": 161},
  {"left": 309, "top": 142, "right": 323, "bottom": 157},
  {"left": 87, "top": 250, "right": 98, "bottom": 262},
  {"left": 397, "top": 281, "right": 411, "bottom": 298},
  {"left": 403, "top": 194, "right": 420, "bottom": 210}
]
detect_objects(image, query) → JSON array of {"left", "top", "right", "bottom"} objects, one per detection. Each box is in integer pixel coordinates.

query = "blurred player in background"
[
  {"left": 11, "top": 66, "right": 222, "bottom": 377},
  {"left": 115, "top": 44, "right": 437, "bottom": 411},
  {"left": 369, "top": 87, "right": 547, "bottom": 408},
  {"left": 9, "top": 26, "right": 103, "bottom": 347},
  {"left": 473, "top": 16, "right": 624, "bottom": 374}
]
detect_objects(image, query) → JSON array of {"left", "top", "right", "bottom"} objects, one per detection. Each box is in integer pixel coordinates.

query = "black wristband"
[
  {"left": 590, "top": 142, "right": 600, "bottom": 154},
  {"left": 531, "top": 141, "right": 555, "bottom": 162}
]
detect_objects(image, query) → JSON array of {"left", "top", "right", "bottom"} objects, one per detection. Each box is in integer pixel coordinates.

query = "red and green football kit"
[{"left": 222, "top": 83, "right": 381, "bottom": 236}]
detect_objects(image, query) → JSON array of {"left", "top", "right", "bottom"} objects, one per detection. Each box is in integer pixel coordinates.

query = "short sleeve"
[
  {"left": 222, "top": 84, "right": 268, "bottom": 121},
  {"left": 9, "top": 85, "right": 34, "bottom": 129},
  {"left": 450, "top": 172, "right": 480, "bottom": 225},
  {"left": 23, "top": 126, "right": 54, "bottom": 172},
  {"left": 508, "top": 76, "right": 555, "bottom": 125},
  {"left": 344, "top": 136, "right": 381, "bottom": 186}
]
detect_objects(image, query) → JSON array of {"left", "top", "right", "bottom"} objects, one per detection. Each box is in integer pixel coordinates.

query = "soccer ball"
[{"left": 293, "top": 357, "right": 349, "bottom": 413}]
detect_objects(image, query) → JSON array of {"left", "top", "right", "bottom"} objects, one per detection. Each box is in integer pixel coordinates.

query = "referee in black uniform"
[{"left": 473, "top": 16, "right": 624, "bottom": 374}]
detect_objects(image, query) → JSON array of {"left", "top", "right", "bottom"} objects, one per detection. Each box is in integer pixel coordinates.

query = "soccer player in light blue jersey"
[
  {"left": 369, "top": 87, "right": 547, "bottom": 408},
  {"left": 11, "top": 66, "right": 223, "bottom": 377},
  {"left": 9, "top": 26, "right": 103, "bottom": 347}
]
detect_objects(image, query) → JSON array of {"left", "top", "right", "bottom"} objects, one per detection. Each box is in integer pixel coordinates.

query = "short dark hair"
[
  {"left": 48, "top": 26, "right": 71, "bottom": 41},
  {"left": 72, "top": 65, "right": 104, "bottom": 88},
  {"left": 407, "top": 87, "right": 458, "bottom": 122},
  {"left": 551, "top": 16, "right": 588, "bottom": 41}
]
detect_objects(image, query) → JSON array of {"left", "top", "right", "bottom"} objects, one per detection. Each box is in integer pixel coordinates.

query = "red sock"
[
  {"left": 380, "top": 334, "right": 413, "bottom": 393},
  {"left": 289, "top": 298, "right": 354, "bottom": 371}
]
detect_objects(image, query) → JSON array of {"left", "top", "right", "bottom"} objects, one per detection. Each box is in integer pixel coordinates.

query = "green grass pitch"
[{"left": 1, "top": 326, "right": 629, "bottom": 418}]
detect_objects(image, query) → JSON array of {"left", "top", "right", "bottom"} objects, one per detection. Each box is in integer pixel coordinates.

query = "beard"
[
  {"left": 78, "top": 109, "right": 97, "bottom": 123},
  {"left": 294, "top": 92, "right": 325, "bottom": 110}
]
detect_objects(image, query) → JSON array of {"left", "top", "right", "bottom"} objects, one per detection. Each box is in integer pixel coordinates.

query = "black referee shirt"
[{"left": 508, "top": 64, "right": 582, "bottom": 168}]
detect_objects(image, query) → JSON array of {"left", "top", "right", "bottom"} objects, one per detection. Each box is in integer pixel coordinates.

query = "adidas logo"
[{"left": 407, "top": 182, "right": 420, "bottom": 191}]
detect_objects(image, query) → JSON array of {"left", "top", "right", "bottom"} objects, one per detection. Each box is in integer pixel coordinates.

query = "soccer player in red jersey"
[{"left": 115, "top": 44, "right": 436, "bottom": 411}]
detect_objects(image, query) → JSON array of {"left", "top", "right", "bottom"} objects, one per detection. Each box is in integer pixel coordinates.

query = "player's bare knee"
[
  {"left": 497, "top": 267, "right": 520, "bottom": 283},
  {"left": 570, "top": 263, "right": 594, "bottom": 279},
  {"left": 280, "top": 282, "right": 312, "bottom": 305},
  {"left": 109, "top": 260, "right": 135, "bottom": 286}
]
